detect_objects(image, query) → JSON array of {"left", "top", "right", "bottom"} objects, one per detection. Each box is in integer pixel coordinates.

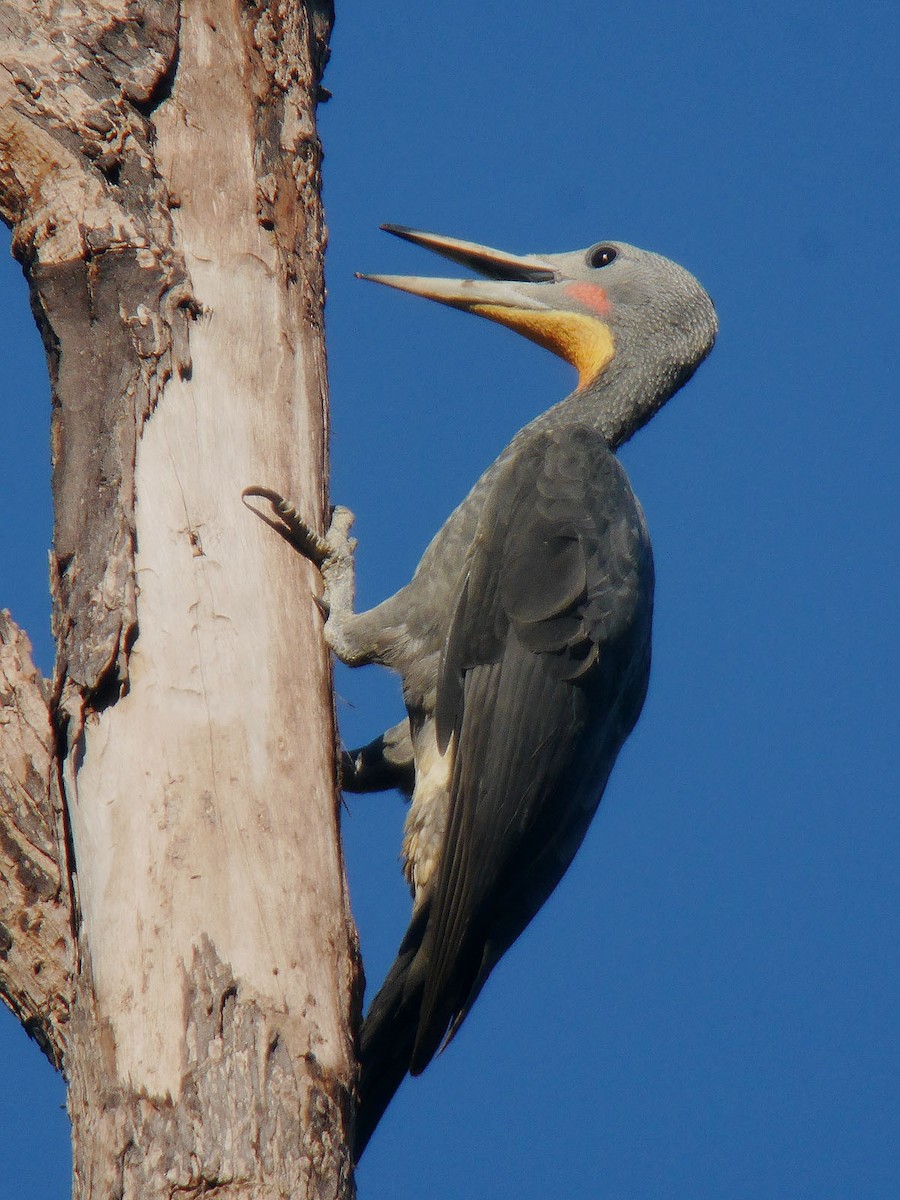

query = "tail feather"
[{"left": 354, "top": 905, "right": 430, "bottom": 1160}]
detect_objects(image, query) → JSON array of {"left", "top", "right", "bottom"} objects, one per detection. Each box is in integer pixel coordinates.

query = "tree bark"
[
  {"left": 0, "top": 2, "right": 358, "bottom": 1196},
  {"left": 0, "top": 611, "right": 71, "bottom": 1067}
]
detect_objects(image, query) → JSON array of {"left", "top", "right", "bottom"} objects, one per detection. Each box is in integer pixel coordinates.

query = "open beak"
[
  {"left": 377, "top": 224, "right": 556, "bottom": 282},
  {"left": 357, "top": 224, "right": 557, "bottom": 312},
  {"left": 358, "top": 225, "right": 615, "bottom": 389}
]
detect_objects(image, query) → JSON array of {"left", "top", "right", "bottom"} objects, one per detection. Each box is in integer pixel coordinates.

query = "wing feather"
[{"left": 411, "top": 424, "right": 654, "bottom": 1072}]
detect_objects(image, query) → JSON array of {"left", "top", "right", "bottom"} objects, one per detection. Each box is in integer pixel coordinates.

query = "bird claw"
[
  {"left": 242, "top": 486, "right": 334, "bottom": 565},
  {"left": 243, "top": 486, "right": 361, "bottom": 662},
  {"left": 312, "top": 592, "right": 330, "bottom": 620}
]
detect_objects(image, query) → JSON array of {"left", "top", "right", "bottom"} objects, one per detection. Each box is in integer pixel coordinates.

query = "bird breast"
[{"left": 402, "top": 723, "right": 453, "bottom": 905}]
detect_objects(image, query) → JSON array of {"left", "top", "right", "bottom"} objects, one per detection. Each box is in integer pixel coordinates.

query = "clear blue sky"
[{"left": 2, "top": 2, "right": 898, "bottom": 1196}]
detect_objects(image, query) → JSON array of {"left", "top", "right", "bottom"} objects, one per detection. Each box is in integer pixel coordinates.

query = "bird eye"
[{"left": 588, "top": 245, "right": 617, "bottom": 269}]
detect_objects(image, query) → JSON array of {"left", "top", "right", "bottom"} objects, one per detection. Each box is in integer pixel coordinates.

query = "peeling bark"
[
  {"left": 1, "top": 0, "right": 192, "bottom": 695},
  {"left": 0, "top": 611, "right": 71, "bottom": 1066},
  {"left": 65, "top": 939, "right": 354, "bottom": 1199},
  {"left": 1, "top": 1, "right": 357, "bottom": 1196}
]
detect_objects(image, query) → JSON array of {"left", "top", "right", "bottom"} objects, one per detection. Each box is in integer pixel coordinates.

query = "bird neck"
[
  {"left": 540, "top": 318, "right": 715, "bottom": 449},
  {"left": 531, "top": 358, "right": 681, "bottom": 449}
]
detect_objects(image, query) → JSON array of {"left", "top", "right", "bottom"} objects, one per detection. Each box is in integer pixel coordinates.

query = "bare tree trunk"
[{"left": 0, "top": 2, "right": 359, "bottom": 1196}]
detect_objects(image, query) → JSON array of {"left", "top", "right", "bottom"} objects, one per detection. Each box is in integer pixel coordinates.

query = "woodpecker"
[{"left": 245, "top": 224, "right": 717, "bottom": 1159}]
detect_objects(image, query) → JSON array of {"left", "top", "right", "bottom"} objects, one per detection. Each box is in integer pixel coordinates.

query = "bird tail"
[{"left": 354, "top": 904, "right": 430, "bottom": 1160}]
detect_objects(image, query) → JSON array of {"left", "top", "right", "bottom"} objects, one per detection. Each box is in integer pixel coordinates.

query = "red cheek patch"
[{"left": 564, "top": 282, "right": 610, "bottom": 316}]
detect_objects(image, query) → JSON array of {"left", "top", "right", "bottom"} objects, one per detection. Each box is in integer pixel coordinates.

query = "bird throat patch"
[{"left": 471, "top": 304, "right": 615, "bottom": 389}]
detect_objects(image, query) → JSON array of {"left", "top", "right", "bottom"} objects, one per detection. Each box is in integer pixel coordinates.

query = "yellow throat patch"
[{"left": 471, "top": 304, "right": 615, "bottom": 389}]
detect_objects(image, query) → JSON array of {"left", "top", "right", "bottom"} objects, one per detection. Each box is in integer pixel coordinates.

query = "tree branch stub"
[{"left": 0, "top": 610, "right": 71, "bottom": 1067}]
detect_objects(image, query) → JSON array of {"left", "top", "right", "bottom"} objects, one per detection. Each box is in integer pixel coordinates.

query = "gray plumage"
[{"left": 245, "top": 226, "right": 717, "bottom": 1159}]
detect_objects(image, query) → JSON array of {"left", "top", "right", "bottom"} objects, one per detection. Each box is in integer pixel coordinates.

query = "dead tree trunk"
[{"left": 0, "top": 2, "right": 359, "bottom": 1196}]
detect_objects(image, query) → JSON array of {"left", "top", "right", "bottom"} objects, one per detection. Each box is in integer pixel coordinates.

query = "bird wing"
[{"left": 411, "top": 424, "right": 654, "bottom": 1072}]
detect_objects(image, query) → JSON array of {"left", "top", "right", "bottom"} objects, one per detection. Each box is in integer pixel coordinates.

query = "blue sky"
[{"left": 1, "top": 2, "right": 898, "bottom": 1196}]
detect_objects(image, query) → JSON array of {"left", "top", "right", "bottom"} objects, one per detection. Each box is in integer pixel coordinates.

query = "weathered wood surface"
[
  {"left": 0, "top": 611, "right": 71, "bottom": 1067},
  {"left": 0, "top": 1, "right": 358, "bottom": 1195}
]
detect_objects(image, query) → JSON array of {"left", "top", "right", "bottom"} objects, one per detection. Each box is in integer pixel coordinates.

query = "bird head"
[{"left": 359, "top": 225, "right": 717, "bottom": 444}]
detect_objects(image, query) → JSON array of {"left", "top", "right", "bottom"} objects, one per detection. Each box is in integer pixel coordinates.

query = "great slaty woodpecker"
[{"left": 244, "top": 224, "right": 717, "bottom": 1159}]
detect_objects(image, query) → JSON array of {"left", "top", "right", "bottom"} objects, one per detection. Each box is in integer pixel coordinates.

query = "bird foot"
[
  {"left": 242, "top": 486, "right": 361, "bottom": 659},
  {"left": 341, "top": 719, "right": 416, "bottom": 796},
  {"left": 241, "top": 486, "right": 334, "bottom": 563}
]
